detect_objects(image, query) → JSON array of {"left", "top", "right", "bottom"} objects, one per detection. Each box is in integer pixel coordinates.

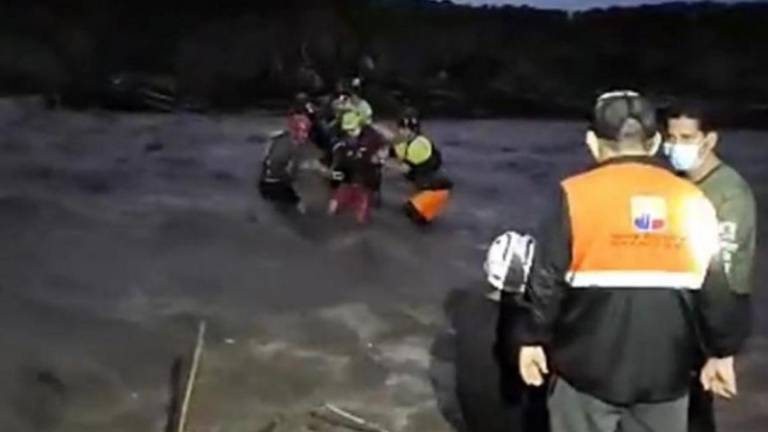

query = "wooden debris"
[{"left": 310, "top": 404, "right": 390, "bottom": 432}]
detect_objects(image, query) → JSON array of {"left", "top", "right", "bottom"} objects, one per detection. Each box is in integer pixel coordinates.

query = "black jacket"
[
  {"left": 260, "top": 132, "right": 298, "bottom": 183},
  {"left": 500, "top": 157, "right": 751, "bottom": 406},
  {"left": 331, "top": 126, "right": 386, "bottom": 190}
]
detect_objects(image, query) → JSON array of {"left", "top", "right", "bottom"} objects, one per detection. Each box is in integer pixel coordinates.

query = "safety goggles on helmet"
[
  {"left": 398, "top": 116, "right": 420, "bottom": 132},
  {"left": 591, "top": 90, "right": 657, "bottom": 141},
  {"left": 484, "top": 230, "right": 536, "bottom": 295}
]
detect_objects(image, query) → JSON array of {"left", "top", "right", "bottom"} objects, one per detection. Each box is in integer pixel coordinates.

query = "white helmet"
[{"left": 483, "top": 231, "right": 536, "bottom": 298}]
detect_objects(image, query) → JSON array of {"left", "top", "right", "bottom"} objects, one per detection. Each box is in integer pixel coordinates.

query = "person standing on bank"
[
  {"left": 663, "top": 102, "right": 757, "bottom": 432},
  {"left": 510, "top": 91, "right": 751, "bottom": 432}
]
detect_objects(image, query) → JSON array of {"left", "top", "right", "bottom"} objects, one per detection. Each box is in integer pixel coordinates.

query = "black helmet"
[
  {"left": 294, "top": 92, "right": 309, "bottom": 105},
  {"left": 335, "top": 79, "right": 352, "bottom": 96},
  {"left": 398, "top": 108, "right": 421, "bottom": 132},
  {"left": 290, "top": 92, "right": 310, "bottom": 113}
]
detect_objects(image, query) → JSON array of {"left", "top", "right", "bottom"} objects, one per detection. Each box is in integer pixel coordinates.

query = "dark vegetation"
[{"left": 1, "top": 0, "right": 767, "bottom": 122}]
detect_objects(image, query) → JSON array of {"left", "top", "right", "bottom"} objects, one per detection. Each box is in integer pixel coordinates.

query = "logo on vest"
[{"left": 631, "top": 196, "right": 667, "bottom": 232}]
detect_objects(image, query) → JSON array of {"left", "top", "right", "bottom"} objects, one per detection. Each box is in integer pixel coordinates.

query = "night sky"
[{"left": 451, "top": 0, "right": 756, "bottom": 11}]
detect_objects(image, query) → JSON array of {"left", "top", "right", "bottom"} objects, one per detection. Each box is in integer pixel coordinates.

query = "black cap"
[
  {"left": 398, "top": 107, "right": 421, "bottom": 132},
  {"left": 591, "top": 90, "right": 657, "bottom": 141}
]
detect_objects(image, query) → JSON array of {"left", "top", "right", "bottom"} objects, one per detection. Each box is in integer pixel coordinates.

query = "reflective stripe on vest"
[
  {"left": 566, "top": 271, "right": 704, "bottom": 289},
  {"left": 562, "top": 162, "right": 719, "bottom": 290}
]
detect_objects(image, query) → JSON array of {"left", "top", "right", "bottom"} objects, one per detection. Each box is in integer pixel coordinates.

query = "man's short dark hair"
[
  {"left": 665, "top": 101, "right": 717, "bottom": 132},
  {"left": 591, "top": 90, "right": 658, "bottom": 151}
]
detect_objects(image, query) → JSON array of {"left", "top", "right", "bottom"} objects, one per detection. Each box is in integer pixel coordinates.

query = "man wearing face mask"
[
  {"left": 663, "top": 103, "right": 756, "bottom": 432},
  {"left": 510, "top": 91, "right": 750, "bottom": 432}
]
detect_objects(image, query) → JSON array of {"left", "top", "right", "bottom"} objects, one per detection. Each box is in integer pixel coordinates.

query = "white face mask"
[{"left": 665, "top": 142, "right": 704, "bottom": 172}]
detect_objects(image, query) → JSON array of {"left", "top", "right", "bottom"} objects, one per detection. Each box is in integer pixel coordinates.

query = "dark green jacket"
[{"left": 697, "top": 162, "right": 757, "bottom": 295}]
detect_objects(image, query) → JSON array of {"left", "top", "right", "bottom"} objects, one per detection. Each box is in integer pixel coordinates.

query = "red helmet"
[{"left": 287, "top": 114, "right": 311, "bottom": 142}]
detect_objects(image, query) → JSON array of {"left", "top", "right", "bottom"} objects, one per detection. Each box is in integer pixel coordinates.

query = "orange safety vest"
[{"left": 562, "top": 162, "right": 719, "bottom": 289}]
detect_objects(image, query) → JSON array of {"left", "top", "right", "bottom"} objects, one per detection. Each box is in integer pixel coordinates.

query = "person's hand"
[
  {"left": 298, "top": 160, "right": 318, "bottom": 171},
  {"left": 383, "top": 159, "right": 409, "bottom": 174},
  {"left": 327, "top": 199, "right": 339, "bottom": 215},
  {"left": 519, "top": 345, "right": 548, "bottom": 387},
  {"left": 295, "top": 201, "right": 307, "bottom": 215},
  {"left": 370, "top": 122, "right": 397, "bottom": 142},
  {"left": 700, "top": 356, "right": 737, "bottom": 399},
  {"left": 330, "top": 171, "right": 345, "bottom": 181},
  {"left": 375, "top": 147, "right": 390, "bottom": 162}
]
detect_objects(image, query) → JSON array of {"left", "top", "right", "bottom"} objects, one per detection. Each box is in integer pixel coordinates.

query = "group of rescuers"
[
  {"left": 488, "top": 90, "right": 756, "bottom": 432},
  {"left": 261, "top": 81, "right": 757, "bottom": 432},
  {"left": 258, "top": 77, "right": 452, "bottom": 225}
]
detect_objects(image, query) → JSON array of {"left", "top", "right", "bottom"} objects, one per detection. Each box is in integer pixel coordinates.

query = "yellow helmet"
[{"left": 340, "top": 111, "right": 363, "bottom": 132}]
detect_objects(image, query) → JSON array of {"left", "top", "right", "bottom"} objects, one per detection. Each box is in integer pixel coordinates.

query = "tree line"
[{"left": 1, "top": 0, "right": 766, "bottom": 121}]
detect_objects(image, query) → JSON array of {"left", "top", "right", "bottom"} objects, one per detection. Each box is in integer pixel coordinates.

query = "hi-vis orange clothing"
[
  {"left": 562, "top": 162, "right": 719, "bottom": 289},
  {"left": 511, "top": 157, "right": 749, "bottom": 406},
  {"left": 408, "top": 189, "right": 450, "bottom": 222}
]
